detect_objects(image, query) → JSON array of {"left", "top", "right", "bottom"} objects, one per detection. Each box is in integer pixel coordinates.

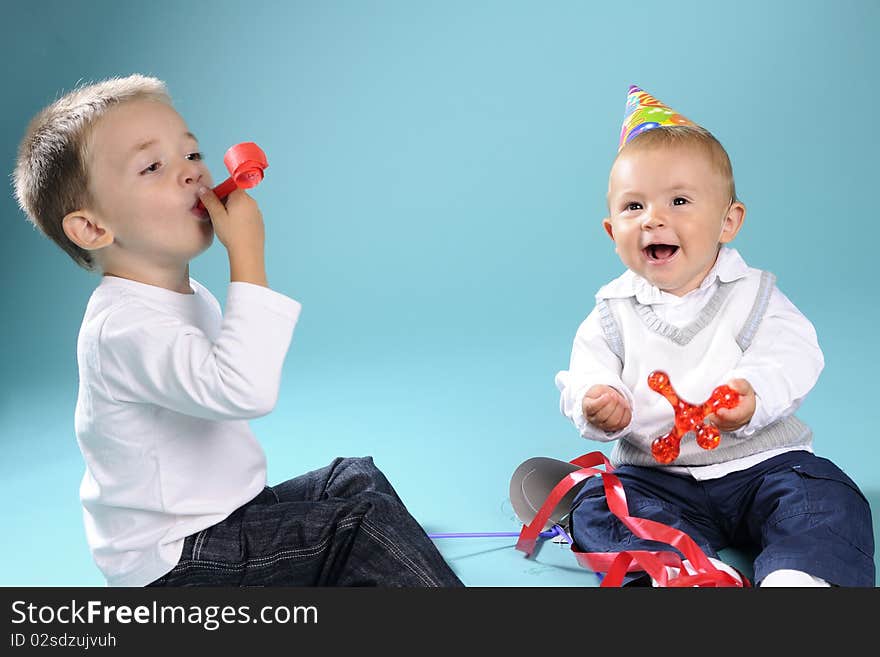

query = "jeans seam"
[
  {"left": 174, "top": 515, "right": 367, "bottom": 572},
  {"left": 359, "top": 518, "right": 439, "bottom": 586},
  {"left": 173, "top": 541, "right": 334, "bottom": 573},
  {"left": 192, "top": 529, "right": 208, "bottom": 561}
]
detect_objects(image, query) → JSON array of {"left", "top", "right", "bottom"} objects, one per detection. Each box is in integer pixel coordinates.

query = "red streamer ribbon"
[{"left": 515, "top": 451, "right": 749, "bottom": 587}]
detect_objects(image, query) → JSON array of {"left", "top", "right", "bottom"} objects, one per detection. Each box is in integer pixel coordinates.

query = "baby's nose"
[{"left": 641, "top": 209, "right": 667, "bottom": 227}]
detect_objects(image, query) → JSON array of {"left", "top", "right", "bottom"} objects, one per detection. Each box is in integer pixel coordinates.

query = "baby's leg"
[
  {"left": 569, "top": 465, "right": 725, "bottom": 585},
  {"left": 749, "top": 452, "right": 875, "bottom": 587}
]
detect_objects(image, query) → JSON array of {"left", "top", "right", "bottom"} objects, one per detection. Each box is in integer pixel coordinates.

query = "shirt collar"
[{"left": 596, "top": 246, "right": 751, "bottom": 304}]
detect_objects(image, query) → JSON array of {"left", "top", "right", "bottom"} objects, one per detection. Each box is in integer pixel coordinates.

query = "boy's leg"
[
  {"left": 270, "top": 456, "right": 462, "bottom": 587},
  {"left": 569, "top": 465, "right": 725, "bottom": 585},
  {"left": 270, "top": 456, "right": 406, "bottom": 504},
  {"left": 745, "top": 451, "right": 875, "bottom": 587},
  {"left": 152, "top": 458, "right": 463, "bottom": 587}
]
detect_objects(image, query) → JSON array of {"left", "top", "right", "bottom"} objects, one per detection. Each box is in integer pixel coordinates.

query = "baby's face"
[
  {"left": 85, "top": 99, "right": 215, "bottom": 270},
  {"left": 604, "top": 144, "right": 743, "bottom": 296}
]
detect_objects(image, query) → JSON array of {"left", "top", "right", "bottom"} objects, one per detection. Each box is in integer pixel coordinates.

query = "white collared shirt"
[{"left": 555, "top": 247, "right": 823, "bottom": 479}]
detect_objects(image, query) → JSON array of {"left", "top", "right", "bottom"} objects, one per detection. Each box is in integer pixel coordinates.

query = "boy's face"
[
  {"left": 603, "top": 144, "right": 744, "bottom": 297},
  {"left": 84, "top": 99, "right": 214, "bottom": 271}
]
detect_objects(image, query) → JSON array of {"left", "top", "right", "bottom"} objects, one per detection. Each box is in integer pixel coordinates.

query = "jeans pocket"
[
  {"left": 790, "top": 458, "right": 870, "bottom": 507},
  {"left": 789, "top": 460, "right": 873, "bottom": 559}
]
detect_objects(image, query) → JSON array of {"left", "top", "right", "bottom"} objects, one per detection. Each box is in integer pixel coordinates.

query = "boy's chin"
[{"left": 188, "top": 232, "right": 214, "bottom": 258}]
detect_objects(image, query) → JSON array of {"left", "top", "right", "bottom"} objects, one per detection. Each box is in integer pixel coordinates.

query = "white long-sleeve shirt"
[
  {"left": 74, "top": 276, "right": 301, "bottom": 586},
  {"left": 555, "top": 247, "right": 824, "bottom": 479}
]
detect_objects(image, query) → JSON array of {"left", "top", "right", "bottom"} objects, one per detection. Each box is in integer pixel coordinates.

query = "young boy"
[
  {"left": 555, "top": 86, "right": 874, "bottom": 586},
  {"left": 13, "top": 74, "right": 462, "bottom": 587}
]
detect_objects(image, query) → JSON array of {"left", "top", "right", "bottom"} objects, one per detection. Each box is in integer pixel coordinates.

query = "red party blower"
[{"left": 197, "top": 142, "right": 268, "bottom": 210}]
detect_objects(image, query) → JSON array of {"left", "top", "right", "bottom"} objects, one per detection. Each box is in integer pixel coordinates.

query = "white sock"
[
  {"left": 651, "top": 557, "right": 743, "bottom": 586},
  {"left": 759, "top": 569, "right": 830, "bottom": 587}
]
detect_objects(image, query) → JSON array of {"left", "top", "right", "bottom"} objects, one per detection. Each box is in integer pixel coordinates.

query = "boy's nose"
[{"left": 180, "top": 161, "right": 205, "bottom": 186}]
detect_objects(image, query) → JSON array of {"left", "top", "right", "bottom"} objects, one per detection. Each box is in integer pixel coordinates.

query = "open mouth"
[{"left": 643, "top": 244, "right": 679, "bottom": 263}]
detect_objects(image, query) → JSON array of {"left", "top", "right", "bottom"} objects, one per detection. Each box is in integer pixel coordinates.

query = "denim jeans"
[
  {"left": 148, "top": 456, "right": 463, "bottom": 587},
  {"left": 570, "top": 450, "right": 875, "bottom": 586}
]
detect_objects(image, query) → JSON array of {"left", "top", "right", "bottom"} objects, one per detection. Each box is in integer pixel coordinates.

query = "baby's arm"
[
  {"left": 722, "top": 286, "right": 824, "bottom": 435},
  {"left": 582, "top": 384, "right": 632, "bottom": 433},
  {"left": 555, "top": 306, "right": 634, "bottom": 441}
]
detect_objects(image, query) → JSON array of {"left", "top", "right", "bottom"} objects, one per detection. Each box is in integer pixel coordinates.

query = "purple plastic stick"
[{"left": 428, "top": 525, "right": 570, "bottom": 542}]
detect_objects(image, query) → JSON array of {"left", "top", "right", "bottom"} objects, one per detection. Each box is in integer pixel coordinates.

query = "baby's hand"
[
  {"left": 705, "top": 378, "right": 756, "bottom": 432},
  {"left": 582, "top": 385, "right": 632, "bottom": 433}
]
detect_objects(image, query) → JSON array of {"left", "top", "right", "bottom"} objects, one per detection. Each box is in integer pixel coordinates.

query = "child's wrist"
[{"left": 228, "top": 250, "right": 268, "bottom": 287}]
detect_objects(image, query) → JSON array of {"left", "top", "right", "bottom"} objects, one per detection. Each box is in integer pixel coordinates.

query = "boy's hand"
[
  {"left": 582, "top": 385, "right": 632, "bottom": 433},
  {"left": 198, "top": 187, "right": 268, "bottom": 287},
  {"left": 704, "top": 378, "right": 756, "bottom": 432}
]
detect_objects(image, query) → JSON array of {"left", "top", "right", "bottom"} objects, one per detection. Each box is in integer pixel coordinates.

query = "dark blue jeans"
[
  {"left": 570, "top": 451, "right": 875, "bottom": 586},
  {"left": 148, "top": 457, "right": 463, "bottom": 587}
]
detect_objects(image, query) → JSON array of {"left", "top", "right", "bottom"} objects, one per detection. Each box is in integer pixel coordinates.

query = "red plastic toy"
[
  {"left": 648, "top": 370, "right": 740, "bottom": 464},
  {"left": 197, "top": 142, "right": 268, "bottom": 210}
]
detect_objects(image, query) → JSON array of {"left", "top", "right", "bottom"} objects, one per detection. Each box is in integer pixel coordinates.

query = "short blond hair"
[
  {"left": 12, "top": 74, "right": 171, "bottom": 270},
  {"left": 617, "top": 125, "right": 738, "bottom": 204}
]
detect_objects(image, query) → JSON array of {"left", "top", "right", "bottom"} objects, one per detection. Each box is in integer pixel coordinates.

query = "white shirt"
[
  {"left": 74, "top": 276, "right": 301, "bottom": 586},
  {"left": 555, "top": 247, "right": 823, "bottom": 479}
]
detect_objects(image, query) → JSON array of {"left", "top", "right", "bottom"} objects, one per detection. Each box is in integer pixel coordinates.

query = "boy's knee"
[
  {"left": 331, "top": 455, "right": 376, "bottom": 471},
  {"left": 330, "top": 456, "right": 380, "bottom": 482},
  {"left": 327, "top": 456, "right": 398, "bottom": 498},
  {"left": 345, "top": 490, "right": 413, "bottom": 529}
]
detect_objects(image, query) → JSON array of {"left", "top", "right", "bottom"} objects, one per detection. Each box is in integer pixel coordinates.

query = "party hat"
[{"left": 619, "top": 85, "right": 697, "bottom": 151}]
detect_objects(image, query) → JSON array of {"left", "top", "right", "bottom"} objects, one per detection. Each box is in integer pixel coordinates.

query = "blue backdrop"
[{"left": 2, "top": 0, "right": 877, "bottom": 586}]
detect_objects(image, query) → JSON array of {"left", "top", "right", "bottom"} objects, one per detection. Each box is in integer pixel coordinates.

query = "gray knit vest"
[{"left": 597, "top": 270, "right": 813, "bottom": 467}]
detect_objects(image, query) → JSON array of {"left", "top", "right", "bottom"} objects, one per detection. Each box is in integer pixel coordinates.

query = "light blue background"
[{"left": 2, "top": 0, "right": 877, "bottom": 586}]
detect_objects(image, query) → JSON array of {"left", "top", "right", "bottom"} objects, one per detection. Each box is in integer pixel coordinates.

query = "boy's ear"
[
  {"left": 719, "top": 201, "right": 746, "bottom": 244},
  {"left": 603, "top": 217, "right": 616, "bottom": 242},
  {"left": 62, "top": 210, "right": 114, "bottom": 251}
]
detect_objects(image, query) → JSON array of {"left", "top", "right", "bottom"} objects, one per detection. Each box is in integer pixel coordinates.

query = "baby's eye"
[
  {"left": 672, "top": 197, "right": 689, "bottom": 206},
  {"left": 624, "top": 202, "right": 642, "bottom": 212},
  {"left": 140, "top": 161, "right": 161, "bottom": 174},
  {"left": 186, "top": 152, "right": 203, "bottom": 161}
]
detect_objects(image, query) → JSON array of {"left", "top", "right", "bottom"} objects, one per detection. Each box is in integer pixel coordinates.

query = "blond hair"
[
  {"left": 12, "top": 74, "right": 171, "bottom": 270},
  {"left": 618, "top": 125, "right": 738, "bottom": 203}
]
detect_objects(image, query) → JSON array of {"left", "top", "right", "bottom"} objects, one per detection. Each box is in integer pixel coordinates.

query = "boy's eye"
[
  {"left": 673, "top": 197, "right": 689, "bottom": 206},
  {"left": 624, "top": 202, "right": 642, "bottom": 212},
  {"left": 140, "top": 162, "right": 161, "bottom": 174},
  {"left": 186, "top": 152, "right": 203, "bottom": 161}
]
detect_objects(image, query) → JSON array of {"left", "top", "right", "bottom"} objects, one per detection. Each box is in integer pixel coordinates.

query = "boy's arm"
[
  {"left": 725, "top": 286, "right": 824, "bottom": 435},
  {"left": 98, "top": 286, "right": 301, "bottom": 421},
  {"left": 555, "top": 306, "right": 634, "bottom": 442},
  {"left": 199, "top": 187, "right": 269, "bottom": 288},
  {"left": 97, "top": 185, "right": 296, "bottom": 421}
]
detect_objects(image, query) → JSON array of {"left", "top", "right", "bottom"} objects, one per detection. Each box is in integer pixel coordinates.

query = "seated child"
[
  {"left": 555, "top": 86, "right": 874, "bottom": 586},
  {"left": 13, "top": 74, "right": 462, "bottom": 587}
]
